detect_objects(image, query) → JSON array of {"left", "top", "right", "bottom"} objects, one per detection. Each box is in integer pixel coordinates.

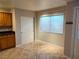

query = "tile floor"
[{"left": 0, "top": 40, "right": 67, "bottom": 59}]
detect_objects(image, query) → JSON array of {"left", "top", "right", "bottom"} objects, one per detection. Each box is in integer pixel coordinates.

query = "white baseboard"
[
  {"left": 16, "top": 41, "right": 34, "bottom": 47},
  {"left": 65, "top": 56, "right": 71, "bottom": 59},
  {"left": 16, "top": 44, "right": 22, "bottom": 47}
]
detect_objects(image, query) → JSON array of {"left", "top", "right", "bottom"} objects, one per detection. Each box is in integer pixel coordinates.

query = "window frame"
[{"left": 39, "top": 13, "right": 64, "bottom": 34}]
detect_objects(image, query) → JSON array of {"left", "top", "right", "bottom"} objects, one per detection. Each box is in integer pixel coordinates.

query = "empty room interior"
[{"left": 0, "top": 0, "right": 79, "bottom": 59}]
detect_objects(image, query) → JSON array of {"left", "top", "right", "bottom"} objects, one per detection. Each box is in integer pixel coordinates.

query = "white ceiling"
[{"left": 0, "top": 0, "right": 73, "bottom": 11}]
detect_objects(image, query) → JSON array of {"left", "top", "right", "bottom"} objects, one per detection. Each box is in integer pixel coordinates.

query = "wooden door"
[
  {"left": 6, "top": 13, "right": 12, "bottom": 26},
  {"left": 4, "top": 13, "right": 7, "bottom": 26},
  {"left": 0, "top": 13, "right": 4, "bottom": 26},
  {"left": 0, "top": 36, "right": 8, "bottom": 50},
  {"left": 7, "top": 35, "right": 15, "bottom": 48},
  {"left": 0, "top": 12, "right": 12, "bottom": 27},
  {"left": 4, "top": 13, "right": 12, "bottom": 26},
  {"left": 0, "top": 35, "right": 15, "bottom": 50}
]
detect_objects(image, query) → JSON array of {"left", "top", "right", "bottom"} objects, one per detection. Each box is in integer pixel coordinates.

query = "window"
[{"left": 40, "top": 14, "right": 64, "bottom": 34}]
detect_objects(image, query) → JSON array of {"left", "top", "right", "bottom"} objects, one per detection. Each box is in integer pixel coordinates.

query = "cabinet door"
[
  {"left": 7, "top": 35, "right": 15, "bottom": 48},
  {"left": 7, "top": 13, "right": 12, "bottom": 26},
  {"left": 4, "top": 13, "right": 12, "bottom": 26},
  {"left": 0, "top": 12, "right": 12, "bottom": 27},
  {"left": 0, "top": 37, "right": 8, "bottom": 50},
  {"left": 0, "top": 13, "right": 4, "bottom": 26},
  {"left": 3, "top": 13, "right": 7, "bottom": 26}
]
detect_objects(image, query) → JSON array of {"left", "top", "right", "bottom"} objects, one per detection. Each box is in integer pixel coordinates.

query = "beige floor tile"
[{"left": 0, "top": 40, "right": 67, "bottom": 59}]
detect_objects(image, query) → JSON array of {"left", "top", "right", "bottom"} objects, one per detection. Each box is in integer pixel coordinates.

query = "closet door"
[{"left": 21, "top": 16, "right": 34, "bottom": 44}]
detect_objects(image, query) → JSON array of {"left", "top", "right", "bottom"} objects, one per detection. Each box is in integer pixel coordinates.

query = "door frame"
[
  {"left": 71, "top": 6, "right": 79, "bottom": 59},
  {"left": 33, "top": 17, "right": 36, "bottom": 42}
]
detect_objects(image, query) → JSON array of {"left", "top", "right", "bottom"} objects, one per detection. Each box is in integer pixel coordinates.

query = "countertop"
[{"left": 0, "top": 31, "right": 15, "bottom": 36}]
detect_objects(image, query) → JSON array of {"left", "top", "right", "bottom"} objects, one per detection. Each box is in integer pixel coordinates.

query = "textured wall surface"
[
  {"left": 14, "top": 9, "right": 35, "bottom": 46},
  {"left": 38, "top": 32, "right": 64, "bottom": 47},
  {"left": 64, "top": 0, "right": 79, "bottom": 57}
]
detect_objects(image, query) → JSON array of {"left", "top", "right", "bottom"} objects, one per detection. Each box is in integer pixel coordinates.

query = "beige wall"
[
  {"left": 12, "top": 9, "right": 16, "bottom": 31},
  {"left": 14, "top": 8, "right": 35, "bottom": 46},
  {"left": 38, "top": 32, "right": 64, "bottom": 46},
  {"left": 0, "top": 8, "right": 11, "bottom": 12},
  {"left": 64, "top": 2, "right": 74, "bottom": 57}
]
